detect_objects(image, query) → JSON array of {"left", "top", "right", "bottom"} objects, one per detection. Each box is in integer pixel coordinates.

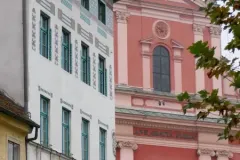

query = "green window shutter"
[
  {"left": 61, "top": 37, "right": 64, "bottom": 69},
  {"left": 104, "top": 69, "right": 107, "bottom": 96},
  {"left": 69, "top": 43, "right": 72, "bottom": 74},
  {"left": 87, "top": 55, "right": 91, "bottom": 85},
  {"left": 48, "top": 28, "right": 52, "bottom": 60}
]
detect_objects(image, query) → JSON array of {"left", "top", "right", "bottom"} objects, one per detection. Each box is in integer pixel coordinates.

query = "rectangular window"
[
  {"left": 40, "top": 96, "right": 49, "bottom": 146},
  {"left": 62, "top": 28, "right": 72, "bottom": 73},
  {"left": 81, "top": 119, "right": 89, "bottom": 160},
  {"left": 8, "top": 141, "right": 20, "bottom": 160},
  {"left": 81, "top": 0, "right": 89, "bottom": 10},
  {"left": 98, "top": 56, "right": 107, "bottom": 96},
  {"left": 98, "top": 0, "right": 106, "bottom": 24},
  {"left": 40, "top": 12, "right": 52, "bottom": 60},
  {"left": 62, "top": 108, "right": 70, "bottom": 156},
  {"left": 99, "top": 128, "right": 106, "bottom": 160},
  {"left": 81, "top": 43, "right": 91, "bottom": 85}
]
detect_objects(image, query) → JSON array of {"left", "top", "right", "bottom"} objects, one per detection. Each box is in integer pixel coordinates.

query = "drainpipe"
[
  {"left": 26, "top": 127, "right": 39, "bottom": 142},
  {"left": 22, "top": 0, "right": 34, "bottom": 160},
  {"left": 23, "top": 0, "right": 28, "bottom": 114}
]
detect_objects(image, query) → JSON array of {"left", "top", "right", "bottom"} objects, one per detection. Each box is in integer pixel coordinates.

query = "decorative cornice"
[
  {"left": 197, "top": 148, "right": 215, "bottom": 157},
  {"left": 193, "top": 23, "right": 205, "bottom": 34},
  {"left": 216, "top": 150, "right": 233, "bottom": 158},
  {"left": 116, "top": 118, "right": 196, "bottom": 132},
  {"left": 115, "top": 11, "right": 130, "bottom": 23},
  {"left": 98, "top": 119, "right": 109, "bottom": 129},
  {"left": 116, "top": 118, "right": 224, "bottom": 134},
  {"left": 80, "top": 109, "right": 92, "bottom": 119},
  {"left": 117, "top": 141, "right": 138, "bottom": 150},
  {"left": 209, "top": 26, "right": 222, "bottom": 37}
]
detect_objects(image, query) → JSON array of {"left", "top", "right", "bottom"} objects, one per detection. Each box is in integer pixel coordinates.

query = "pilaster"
[
  {"left": 197, "top": 148, "right": 215, "bottom": 160},
  {"left": 140, "top": 40, "right": 152, "bottom": 90},
  {"left": 193, "top": 23, "right": 205, "bottom": 93},
  {"left": 117, "top": 141, "right": 138, "bottom": 160},
  {"left": 172, "top": 40, "right": 184, "bottom": 94},
  {"left": 216, "top": 150, "right": 233, "bottom": 160},
  {"left": 115, "top": 11, "right": 130, "bottom": 85},
  {"left": 209, "top": 26, "right": 222, "bottom": 96}
]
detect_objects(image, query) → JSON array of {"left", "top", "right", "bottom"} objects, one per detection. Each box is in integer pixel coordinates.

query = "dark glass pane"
[
  {"left": 43, "top": 18, "right": 48, "bottom": 29},
  {"left": 161, "top": 75, "right": 170, "bottom": 92},
  {"left": 42, "top": 32, "right": 47, "bottom": 45},
  {"left": 41, "top": 15, "right": 48, "bottom": 29},
  {"left": 153, "top": 73, "right": 161, "bottom": 91},
  {"left": 153, "top": 46, "right": 170, "bottom": 92},
  {"left": 63, "top": 111, "right": 69, "bottom": 124},
  {"left": 81, "top": 0, "right": 89, "bottom": 10},
  {"left": 153, "top": 46, "right": 161, "bottom": 56},
  {"left": 13, "top": 144, "right": 19, "bottom": 160},
  {"left": 84, "top": 137, "right": 88, "bottom": 149},
  {"left": 98, "top": 0, "right": 106, "bottom": 24},
  {"left": 153, "top": 56, "right": 161, "bottom": 68},
  {"left": 153, "top": 65, "right": 161, "bottom": 74},
  {"left": 42, "top": 99, "right": 48, "bottom": 113},
  {"left": 160, "top": 47, "right": 169, "bottom": 57},
  {"left": 160, "top": 57, "right": 170, "bottom": 74}
]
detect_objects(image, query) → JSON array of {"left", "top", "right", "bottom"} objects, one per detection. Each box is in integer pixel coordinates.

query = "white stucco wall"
[
  {"left": 26, "top": 0, "right": 115, "bottom": 160},
  {"left": 0, "top": 0, "right": 25, "bottom": 106}
]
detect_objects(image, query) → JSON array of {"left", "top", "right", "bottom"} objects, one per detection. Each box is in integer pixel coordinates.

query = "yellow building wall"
[{"left": 0, "top": 113, "right": 31, "bottom": 160}]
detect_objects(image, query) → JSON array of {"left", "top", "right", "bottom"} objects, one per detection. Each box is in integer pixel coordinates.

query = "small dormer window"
[
  {"left": 81, "top": 0, "right": 89, "bottom": 10},
  {"left": 98, "top": 0, "right": 106, "bottom": 24}
]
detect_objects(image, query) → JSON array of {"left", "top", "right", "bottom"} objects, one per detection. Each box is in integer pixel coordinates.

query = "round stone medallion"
[{"left": 153, "top": 20, "right": 170, "bottom": 39}]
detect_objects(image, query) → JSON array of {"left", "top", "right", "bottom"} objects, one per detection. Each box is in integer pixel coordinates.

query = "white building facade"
[{"left": 26, "top": 0, "right": 116, "bottom": 159}]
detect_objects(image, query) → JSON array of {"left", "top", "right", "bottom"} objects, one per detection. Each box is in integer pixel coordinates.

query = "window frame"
[
  {"left": 99, "top": 128, "right": 106, "bottom": 160},
  {"left": 62, "top": 108, "right": 71, "bottom": 156},
  {"left": 81, "top": 0, "right": 89, "bottom": 10},
  {"left": 98, "top": 55, "right": 107, "bottom": 95},
  {"left": 40, "top": 95, "right": 49, "bottom": 146},
  {"left": 62, "top": 28, "right": 72, "bottom": 73},
  {"left": 81, "top": 119, "right": 89, "bottom": 160},
  {"left": 8, "top": 141, "right": 20, "bottom": 160},
  {"left": 152, "top": 46, "right": 171, "bottom": 92},
  {"left": 81, "top": 42, "right": 91, "bottom": 85},
  {"left": 40, "top": 12, "right": 50, "bottom": 59},
  {"left": 98, "top": 0, "right": 106, "bottom": 24}
]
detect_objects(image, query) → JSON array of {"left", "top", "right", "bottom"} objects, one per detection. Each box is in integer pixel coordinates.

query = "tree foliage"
[{"left": 177, "top": 0, "right": 240, "bottom": 141}]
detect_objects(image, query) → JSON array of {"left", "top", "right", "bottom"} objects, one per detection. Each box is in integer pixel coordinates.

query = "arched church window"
[{"left": 153, "top": 46, "right": 170, "bottom": 92}]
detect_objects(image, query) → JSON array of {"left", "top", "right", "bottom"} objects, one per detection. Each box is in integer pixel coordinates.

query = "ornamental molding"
[
  {"left": 171, "top": 39, "right": 184, "bottom": 49},
  {"left": 116, "top": 118, "right": 223, "bottom": 134},
  {"left": 193, "top": 23, "right": 205, "bottom": 34},
  {"left": 209, "top": 26, "right": 222, "bottom": 36},
  {"left": 115, "top": 11, "right": 130, "bottom": 24},
  {"left": 197, "top": 148, "right": 215, "bottom": 157},
  {"left": 116, "top": 118, "right": 196, "bottom": 132},
  {"left": 216, "top": 150, "right": 233, "bottom": 158},
  {"left": 112, "top": 131, "right": 117, "bottom": 157},
  {"left": 152, "top": 20, "right": 170, "bottom": 39},
  {"left": 117, "top": 141, "right": 138, "bottom": 150}
]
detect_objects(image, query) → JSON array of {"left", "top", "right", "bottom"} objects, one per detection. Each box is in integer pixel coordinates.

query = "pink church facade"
[{"left": 113, "top": 0, "right": 240, "bottom": 160}]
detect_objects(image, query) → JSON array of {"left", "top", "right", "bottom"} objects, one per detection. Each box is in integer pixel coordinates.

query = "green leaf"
[
  {"left": 177, "top": 92, "right": 190, "bottom": 101},
  {"left": 198, "top": 90, "right": 209, "bottom": 99}
]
